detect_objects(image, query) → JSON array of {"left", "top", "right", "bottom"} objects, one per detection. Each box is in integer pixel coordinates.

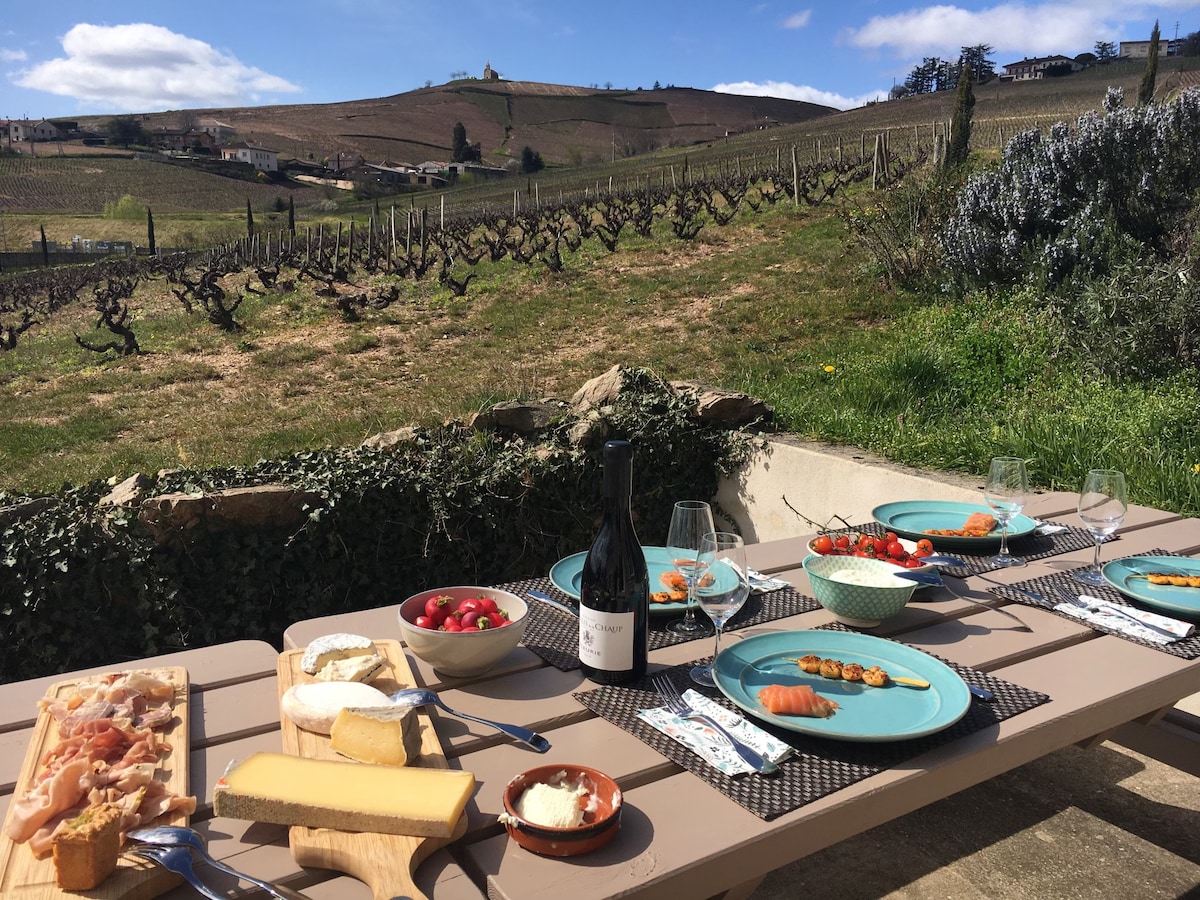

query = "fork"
[
  {"left": 1052, "top": 585, "right": 1178, "bottom": 638},
  {"left": 126, "top": 845, "right": 225, "bottom": 900},
  {"left": 897, "top": 571, "right": 1031, "bottom": 630},
  {"left": 651, "top": 675, "right": 779, "bottom": 775}
]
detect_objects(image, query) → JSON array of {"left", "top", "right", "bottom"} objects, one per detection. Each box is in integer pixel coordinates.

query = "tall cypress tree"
[
  {"left": 39, "top": 225, "right": 49, "bottom": 267},
  {"left": 1138, "top": 20, "right": 1161, "bottom": 106},
  {"left": 246, "top": 198, "right": 254, "bottom": 238},
  {"left": 287, "top": 195, "right": 295, "bottom": 235},
  {"left": 146, "top": 207, "right": 156, "bottom": 255},
  {"left": 944, "top": 60, "right": 975, "bottom": 170}
]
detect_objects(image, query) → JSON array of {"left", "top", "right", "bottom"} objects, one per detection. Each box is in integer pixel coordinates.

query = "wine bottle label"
[{"left": 578, "top": 607, "right": 635, "bottom": 670}]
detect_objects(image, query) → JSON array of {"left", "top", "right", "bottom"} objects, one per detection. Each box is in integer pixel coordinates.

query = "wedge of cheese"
[
  {"left": 331, "top": 704, "right": 422, "bottom": 766},
  {"left": 213, "top": 752, "right": 473, "bottom": 838},
  {"left": 316, "top": 653, "right": 388, "bottom": 683}
]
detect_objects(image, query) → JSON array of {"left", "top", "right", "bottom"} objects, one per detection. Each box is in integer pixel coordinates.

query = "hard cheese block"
[
  {"left": 331, "top": 704, "right": 422, "bottom": 766},
  {"left": 214, "top": 752, "right": 474, "bottom": 838}
]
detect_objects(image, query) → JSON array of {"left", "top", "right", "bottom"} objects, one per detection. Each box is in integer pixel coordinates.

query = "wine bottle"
[{"left": 578, "top": 440, "right": 649, "bottom": 684}]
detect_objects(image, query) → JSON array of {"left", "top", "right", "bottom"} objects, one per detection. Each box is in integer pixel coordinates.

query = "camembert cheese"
[
  {"left": 213, "top": 752, "right": 473, "bottom": 837},
  {"left": 280, "top": 681, "right": 391, "bottom": 734},
  {"left": 330, "top": 704, "right": 422, "bottom": 766},
  {"left": 315, "top": 653, "right": 387, "bottom": 683}
]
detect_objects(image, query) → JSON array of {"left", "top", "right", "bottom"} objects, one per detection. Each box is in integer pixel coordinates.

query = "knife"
[{"left": 526, "top": 589, "right": 578, "bottom": 617}]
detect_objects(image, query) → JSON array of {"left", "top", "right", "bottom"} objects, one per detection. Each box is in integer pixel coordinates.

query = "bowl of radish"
[{"left": 398, "top": 586, "right": 528, "bottom": 676}]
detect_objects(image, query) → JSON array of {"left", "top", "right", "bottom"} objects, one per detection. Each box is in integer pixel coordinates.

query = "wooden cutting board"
[
  {"left": 276, "top": 640, "right": 467, "bottom": 900},
  {"left": 0, "top": 667, "right": 190, "bottom": 899}
]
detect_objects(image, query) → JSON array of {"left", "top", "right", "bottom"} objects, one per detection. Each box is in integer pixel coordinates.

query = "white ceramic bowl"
[
  {"left": 397, "top": 586, "right": 528, "bottom": 676},
  {"left": 802, "top": 554, "right": 917, "bottom": 628}
]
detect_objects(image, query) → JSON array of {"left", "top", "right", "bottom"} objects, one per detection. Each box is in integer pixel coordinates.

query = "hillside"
[{"left": 74, "top": 81, "right": 836, "bottom": 170}]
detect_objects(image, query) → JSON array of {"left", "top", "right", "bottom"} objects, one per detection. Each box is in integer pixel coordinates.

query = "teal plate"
[
  {"left": 712, "top": 631, "right": 971, "bottom": 742},
  {"left": 872, "top": 500, "right": 1038, "bottom": 551},
  {"left": 1102, "top": 556, "right": 1200, "bottom": 619},
  {"left": 550, "top": 546, "right": 696, "bottom": 614}
]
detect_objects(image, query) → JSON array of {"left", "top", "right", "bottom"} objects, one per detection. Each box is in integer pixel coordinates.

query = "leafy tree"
[
  {"left": 1094, "top": 41, "right": 1118, "bottom": 62},
  {"left": 105, "top": 117, "right": 149, "bottom": 148},
  {"left": 1180, "top": 30, "right": 1200, "bottom": 57},
  {"left": 147, "top": 208, "right": 155, "bottom": 255},
  {"left": 1075, "top": 52, "right": 1098, "bottom": 65},
  {"left": 944, "top": 60, "right": 975, "bottom": 170},
  {"left": 520, "top": 146, "right": 545, "bottom": 173},
  {"left": 1137, "top": 21, "right": 1160, "bottom": 106},
  {"left": 451, "top": 122, "right": 469, "bottom": 162},
  {"left": 960, "top": 45, "right": 996, "bottom": 82}
]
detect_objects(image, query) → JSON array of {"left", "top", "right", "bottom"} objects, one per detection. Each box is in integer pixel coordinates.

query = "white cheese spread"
[{"left": 513, "top": 777, "right": 589, "bottom": 828}]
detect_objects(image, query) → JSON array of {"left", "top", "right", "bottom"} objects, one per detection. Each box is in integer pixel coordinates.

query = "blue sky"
[{"left": 2, "top": 1, "right": 1197, "bottom": 119}]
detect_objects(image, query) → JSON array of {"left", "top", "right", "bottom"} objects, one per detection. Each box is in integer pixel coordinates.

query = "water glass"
[
  {"left": 689, "top": 532, "right": 750, "bottom": 686},
  {"left": 1073, "top": 469, "right": 1127, "bottom": 586},
  {"left": 666, "top": 500, "right": 715, "bottom": 636},
  {"left": 984, "top": 456, "right": 1030, "bottom": 567}
]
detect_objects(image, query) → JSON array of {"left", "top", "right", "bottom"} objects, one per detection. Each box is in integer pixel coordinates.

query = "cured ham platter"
[{"left": 0, "top": 667, "right": 190, "bottom": 899}]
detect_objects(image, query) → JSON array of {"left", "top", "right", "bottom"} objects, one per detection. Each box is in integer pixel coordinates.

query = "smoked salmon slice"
[{"left": 757, "top": 684, "right": 839, "bottom": 718}]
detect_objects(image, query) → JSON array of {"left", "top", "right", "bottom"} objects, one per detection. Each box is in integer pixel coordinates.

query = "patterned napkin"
[
  {"left": 636, "top": 689, "right": 793, "bottom": 775},
  {"left": 747, "top": 568, "right": 790, "bottom": 594},
  {"left": 1053, "top": 594, "right": 1195, "bottom": 645}
]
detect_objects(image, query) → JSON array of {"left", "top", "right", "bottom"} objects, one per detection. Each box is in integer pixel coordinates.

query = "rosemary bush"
[{"left": 941, "top": 87, "right": 1200, "bottom": 292}]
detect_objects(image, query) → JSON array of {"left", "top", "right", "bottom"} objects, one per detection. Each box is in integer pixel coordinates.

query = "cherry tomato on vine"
[{"left": 813, "top": 535, "right": 835, "bottom": 554}]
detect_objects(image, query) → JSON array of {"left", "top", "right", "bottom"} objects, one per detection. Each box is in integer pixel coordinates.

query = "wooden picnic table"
[{"left": 3, "top": 490, "right": 1199, "bottom": 899}]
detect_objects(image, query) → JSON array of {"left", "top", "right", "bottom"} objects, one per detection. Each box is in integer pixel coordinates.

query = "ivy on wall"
[{"left": 0, "top": 369, "right": 756, "bottom": 682}]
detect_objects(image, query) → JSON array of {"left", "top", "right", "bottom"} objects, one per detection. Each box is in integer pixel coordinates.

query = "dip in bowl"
[{"left": 803, "top": 554, "right": 917, "bottom": 628}]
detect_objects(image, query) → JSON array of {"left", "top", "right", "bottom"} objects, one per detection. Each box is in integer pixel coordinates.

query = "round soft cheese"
[{"left": 281, "top": 681, "right": 392, "bottom": 734}]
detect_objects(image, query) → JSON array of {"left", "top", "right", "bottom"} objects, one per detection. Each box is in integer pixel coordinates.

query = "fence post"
[{"left": 791, "top": 145, "right": 799, "bottom": 205}]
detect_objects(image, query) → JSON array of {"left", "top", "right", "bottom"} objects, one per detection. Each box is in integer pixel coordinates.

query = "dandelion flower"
[
  {"left": 823, "top": 364, "right": 835, "bottom": 373},
  {"left": 1192, "top": 463, "right": 1200, "bottom": 474}
]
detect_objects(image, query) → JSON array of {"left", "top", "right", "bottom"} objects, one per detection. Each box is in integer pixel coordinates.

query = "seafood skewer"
[{"left": 784, "top": 655, "right": 930, "bottom": 689}]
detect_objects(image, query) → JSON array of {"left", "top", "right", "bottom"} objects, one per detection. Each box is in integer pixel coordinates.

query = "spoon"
[
  {"left": 389, "top": 688, "right": 551, "bottom": 752},
  {"left": 127, "top": 826, "right": 314, "bottom": 900},
  {"left": 125, "top": 845, "right": 225, "bottom": 900},
  {"left": 895, "top": 570, "right": 1031, "bottom": 631}
]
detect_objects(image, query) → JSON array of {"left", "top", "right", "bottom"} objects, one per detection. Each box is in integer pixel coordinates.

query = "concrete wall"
[{"left": 716, "top": 436, "right": 983, "bottom": 542}]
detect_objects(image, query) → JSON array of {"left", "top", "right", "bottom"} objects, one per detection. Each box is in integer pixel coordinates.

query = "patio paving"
[{"left": 750, "top": 739, "right": 1200, "bottom": 899}]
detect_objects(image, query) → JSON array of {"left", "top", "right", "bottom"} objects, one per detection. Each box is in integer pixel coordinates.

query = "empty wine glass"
[
  {"left": 1073, "top": 469, "right": 1128, "bottom": 586},
  {"left": 666, "top": 501, "right": 715, "bottom": 636},
  {"left": 984, "top": 456, "right": 1030, "bottom": 567},
  {"left": 690, "top": 532, "right": 750, "bottom": 686}
]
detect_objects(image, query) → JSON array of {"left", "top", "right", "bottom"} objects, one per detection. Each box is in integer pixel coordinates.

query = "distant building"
[
  {"left": 196, "top": 118, "right": 236, "bottom": 143},
  {"left": 220, "top": 142, "right": 279, "bottom": 171},
  {"left": 152, "top": 127, "right": 216, "bottom": 152},
  {"left": 483, "top": 61, "right": 500, "bottom": 81},
  {"left": 8, "top": 119, "right": 64, "bottom": 142},
  {"left": 1120, "top": 38, "right": 1181, "bottom": 58},
  {"left": 1000, "top": 55, "right": 1083, "bottom": 81}
]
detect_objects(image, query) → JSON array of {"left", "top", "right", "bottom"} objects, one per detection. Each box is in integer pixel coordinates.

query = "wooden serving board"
[
  {"left": 277, "top": 640, "right": 467, "bottom": 900},
  {"left": 0, "top": 667, "right": 190, "bottom": 899}
]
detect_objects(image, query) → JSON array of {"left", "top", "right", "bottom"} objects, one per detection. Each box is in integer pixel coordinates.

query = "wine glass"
[
  {"left": 983, "top": 456, "right": 1030, "bottom": 567},
  {"left": 1073, "top": 469, "right": 1128, "bottom": 586},
  {"left": 666, "top": 501, "right": 715, "bottom": 636},
  {"left": 690, "top": 532, "right": 750, "bottom": 686}
]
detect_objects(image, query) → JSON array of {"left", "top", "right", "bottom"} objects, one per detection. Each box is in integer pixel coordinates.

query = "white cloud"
[
  {"left": 843, "top": 3, "right": 1112, "bottom": 58},
  {"left": 713, "top": 79, "right": 886, "bottom": 111},
  {"left": 12, "top": 23, "right": 301, "bottom": 111},
  {"left": 783, "top": 10, "right": 813, "bottom": 29},
  {"left": 1, "top": 47, "right": 27, "bottom": 62}
]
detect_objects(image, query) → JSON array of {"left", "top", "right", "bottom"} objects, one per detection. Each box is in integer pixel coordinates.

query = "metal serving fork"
[
  {"left": 651, "top": 675, "right": 779, "bottom": 775},
  {"left": 128, "top": 825, "right": 313, "bottom": 900},
  {"left": 126, "top": 844, "right": 225, "bottom": 900}
]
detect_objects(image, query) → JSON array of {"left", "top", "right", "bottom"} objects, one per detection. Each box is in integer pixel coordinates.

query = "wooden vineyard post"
[{"left": 791, "top": 145, "right": 799, "bottom": 205}]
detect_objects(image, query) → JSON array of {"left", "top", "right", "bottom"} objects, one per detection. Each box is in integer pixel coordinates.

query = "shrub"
[{"left": 941, "top": 87, "right": 1200, "bottom": 291}]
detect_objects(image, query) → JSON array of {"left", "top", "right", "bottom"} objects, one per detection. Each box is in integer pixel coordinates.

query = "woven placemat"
[
  {"left": 573, "top": 626, "right": 1050, "bottom": 820},
  {"left": 987, "top": 551, "right": 1200, "bottom": 660},
  {"left": 500, "top": 576, "right": 820, "bottom": 672},
  {"left": 835, "top": 521, "right": 1103, "bottom": 577}
]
